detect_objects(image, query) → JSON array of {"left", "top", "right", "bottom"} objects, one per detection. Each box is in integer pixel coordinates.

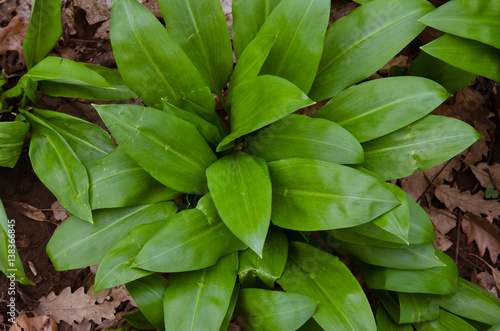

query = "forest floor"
[{"left": 0, "top": 0, "right": 499, "bottom": 330}]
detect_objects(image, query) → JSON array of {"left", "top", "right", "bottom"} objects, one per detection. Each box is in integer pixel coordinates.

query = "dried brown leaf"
[
  {"left": 460, "top": 138, "right": 489, "bottom": 166},
  {"left": 51, "top": 200, "right": 69, "bottom": 222},
  {"left": 462, "top": 213, "right": 500, "bottom": 264},
  {"left": 474, "top": 271, "right": 499, "bottom": 298},
  {"left": 425, "top": 207, "right": 456, "bottom": 252},
  {"left": 71, "top": 319, "right": 92, "bottom": 331},
  {"left": 9, "top": 312, "right": 57, "bottom": 331},
  {"left": 5, "top": 200, "right": 46, "bottom": 222},
  {"left": 0, "top": 15, "right": 28, "bottom": 56},
  {"left": 471, "top": 162, "right": 500, "bottom": 190},
  {"left": 435, "top": 185, "right": 500, "bottom": 219}
]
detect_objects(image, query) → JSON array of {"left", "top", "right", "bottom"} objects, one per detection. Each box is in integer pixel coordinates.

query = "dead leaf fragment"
[
  {"left": 51, "top": 200, "right": 69, "bottom": 221},
  {"left": 0, "top": 15, "right": 28, "bottom": 57},
  {"left": 471, "top": 163, "right": 500, "bottom": 190},
  {"left": 5, "top": 200, "right": 46, "bottom": 222},
  {"left": 462, "top": 213, "right": 500, "bottom": 263},
  {"left": 435, "top": 185, "right": 500, "bottom": 220},
  {"left": 425, "top": 207, "right": 456, "bottom": 252},
  {"left": 9, "top": 312, "right": 57, "bottom": 331},
  {"left": 473, "top": 271, "right": 499, "bottom": 298}
]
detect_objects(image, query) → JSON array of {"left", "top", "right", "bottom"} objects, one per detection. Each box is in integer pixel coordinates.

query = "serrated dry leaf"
[
  {"left": 72, "top": 319, "right": 92, "bottom": 331},
  {"left": 435, "top": 185, "right": 500, "bottom": 220},
  {"left": 474, "top": 271, "right": 499, "bottom": 298},
  {"left": 5, "top": 200, "right": 46, "bottom": 222},
  {"left": 471, "top": 163, "right": 500, "bottom": 190},
  {"left": 9, "top": 312, "right": 57, "bottom": 331},
  {"left": 425, "top": 207, "right": 456, "bottom": 252},
  {"left": 0, "top": 15, "right": 28, "bottom": 56},
  {"left": 462, "top": 213, "right": 500, "bottom": 264},
  {"left": 51, "top": 200, "right": 69, "bottom": 222},
  {"left": 460, "top": 138, "right": 489, "bottom": 166}
]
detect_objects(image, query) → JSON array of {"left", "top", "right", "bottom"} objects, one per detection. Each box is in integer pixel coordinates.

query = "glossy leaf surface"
[
  {"left": 122, "top": 311, "right": 156, "bottom": 330},
  {"left": 46, "top": 202, "right": 177, "bottom": 270},
  {"left": 134, "top": 195, "right": 247, "bottom": 272},
  {"left": 278, "top": 242, "right": 376, "bottom": 330},
  {"left": 217, "top": 75, "right": 314, "bottom": 151},
  {"left": 111, "top": 0, "right": 213, "bottom": 109},
  {"left": 0, "top": 121, "right": 29, "bottom": 168},
  {"left": 421, "top": 34, "right": 500, "bottom": 83},
  {"left": 163, "top": 253, "right": 238, "bottom": 331},
  {"left": 247, "top": 115, "right": 364, "bottom": 164},
  {"left": 95, "top": 104, "right": 216, "bottom": 194},
  {"left": 310, "top": 0, "right": 434, "bottom": 101},
  {"left": 159, "top": 0, "right": 233, "bottom": 92},
  {"left": 219, "top": 282, "right": 240, "bottom": 331},
  {"left": 207, "top": 152, "right": 271, "bottom": 256},
  {"left": 25, "top": 112, "right": 92, "bottom": 223},
  {"left": 413, "top": 309, "right": 476, "bottom": 331},
  {"left": 236, "top": 288, "right": 318, "bottom": 331},
  {"left": 269, "top": 158, "right": 400, "bottom": 230},
  {"left": 363, "top": 115, "right": 482, "bottom": 180},
  {"left": 378, "top": 291, "right": 439, "bottom": 324},
  {"left": 375, "top": 305, "right": 413, "bottom": 331},
  {"left": 312, "top": 77, "right": 451, "bottom": 142}
]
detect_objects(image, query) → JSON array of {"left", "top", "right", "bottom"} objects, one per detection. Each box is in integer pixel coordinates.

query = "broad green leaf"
[
  {"left": 377, "top": 291, "right": 440, "bottom": 324},
  {"left": 207, "top": 152, "right": 271, "bottom": 256},
  {"left": 86, "top": 147, "right": 179, "bottom": 210},
  {"left": 122, "top": 311, "right": 156, "bottom": 330},
  {"left": 421, "top": 34, "right": 500, "bottom": 82},
  {"left": 46, "top": 202, "right": 177, "bottom": 270},
  {"left": 182, "top": 98, "right": 227, "bottom": 138},
  {"left": 413, "top": 310, "right": 476, "bottom": 331},
  {"left": 0, "top": 200, "right": 33, "bottom": 285},
  {"left": 409, "top": 52, "right": 477, "bottom": 94},
  {"left": 219, "top": 282, "right": 240, "bottom": 331},
  {"left": 436, "top": 278, "right": 500, "bottom": 326},
  {"left": 309, "top": 0, "right": 434, "bottom": 101},
  {"left": 32, "top": 107, "right": 115, "bottom": 163},
  {"left": 376, "top": 305, "right": 413, "bottom": 331},
  {"left": 232, "top": 0, "right": 282, "bottom": 58},
  {"left": 127, "top": 274, "right": 167, "bottom": 331},
  {"left": 0, "top": 121, "right": 29, "bottom": 168},
  {"left": 247, "top": 114, "right": 364, "bottom": 164},
  {"left": 23, "top": 0, "right": 62, "bottom": 69},
  {"left": 94, "top": 104, "right": 216, "bottom": 194},
  {"left": 134, "top": 195, "right": 247, "bottom": 272},
  {"left": 238, "top": 227, "right": 288, "bottom": 288},
  {"left": 362, "top": 115, "right": 482, "bottom": 180},
  {"left": 25, "top": 111, "right": 92, "bottom": 223},
  {"left": 256, "top": 0, "right": 330, "bottom": 93},
  {"left": 419, "top": 0, "right": 500, "bottom": 49},
  {"left": 110, "top": 0, "right": 213, "bottom": 109},
  {"left": 159, "top": 0, "right": 233, "bottom": 93},
  {"left": 269, "top": 158, "right": 400, "bottom": 230},
  {"left": 236, "top": 288, "right": 318, "bottom": 331},
  {"left": 217, "top": 75, "right": 314, "bottom": 151},
  {"left": 360, "top": 249, "right": 458, "bottom": 295},
  {"left": 163, "top": 253, "right": 238, "bottom": 331},
  {"left": 312, "top": 77, "right": 451, "bottom": 142},
  {"left": 94, "top": 221, "right": 166, "bottom": 292},
  {"left": 278, "top": 242, "right": 376, "bottom": 330}
]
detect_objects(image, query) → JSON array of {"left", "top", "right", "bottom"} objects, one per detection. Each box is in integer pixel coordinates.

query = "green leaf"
[
  {"left": 375, "top": 305, "right": 413, "bottom": 331},
  {"left": 127, "top": 274, "right": 167, "bottom": 331},
  {"left": 163, "top": 253, "right": 238, "bottom": 331},
  {"left": 436, "top": 278, "right": 500, "bottom": 326},
  {"left": 419, "top": 0, "right": 500, "bottom": 49},
  {"left": 110, "top": 0, "right": 213, "bottom": 109},
  {"left": 94, "top": 104, "right": 217, "bottom": 194},
  {"left": 217, "top": 75, "right": 315, "bottom": 152},
  {"left": 207, "top": 152, "right": 271, "bottom": 256},
  {"left": 236, "top": 288, "right": 318, "bottom": 331},
  {"left": 409, "top": 52, "right": 477, "bottom": 94},
  {"left": 0, "top": 121, "right": 29, "bottom": 168},
  {"left": 22, "top": 0, "right": 62, "bottom": 69},
  {"left": 278, "top": 242, "right": 376, "bottom": 330},
  {"left": 247, "top": 114, "right": 364, "bottom": 164},
  {"left": 256, "top": 0, "right": 330, "bottom": 93},
  {"left": 413, "top": 309, "right": 477, "bottom": 331},
  {"left": 421, "top": 34, "right": 500, "bottom": 82},
  {"left": 122, "top": 311, "right": 156, "bottom": 330},
  {"left": 0, "top": 200, "right": 34, "bottom": 285},
  {"left": 86, "top": 147, "right": 179, "bottom": 210},
  {"left": 377, "top": 291, "right": 440, "bottom": 324},
  {"left": 219, "top": 281, "right": 240, "bottom": 331},
  {"left": 360, "top": 249, "right": 458, "bottom": 295},
  {"left": 182, "top": 98, "right": 227, "bottom": 138},
  {"left": 309, "top": 0, "right": 434, "bottom": 101},
  {"left": 25, "top": 111, "right": 92, "bottom": 223},
  {"left": 94, "top": 221, "right": 166, "bottom": 292},
  {"left": 238, "top": 227, "right": 288, "bottom": 288},
  {"left": 232, "top": 0, "right": 282, "bottom": 58},
  {"left": 363, "top": 115, "right": 482, "bottom": 180},
  {"left": 46, "top": 202, "right": 177, "bottom": 270},
  {"left": 312, "top": 77, "right": 451, "bottom": 142},
  {"left": 159, "top": 0, "right": 233, "bottom": 93},
  {"left": 269, "top": 158, "right": 400, "bottom": 230},
  {"left": 134, "top": 194, "right": 247, "bottom": 272},
  {"left": 32, "top": 107, "right": 115, "bottom": 163}
]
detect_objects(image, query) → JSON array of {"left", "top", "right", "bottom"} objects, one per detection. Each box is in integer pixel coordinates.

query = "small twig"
[
  {"left": 0, "top": 0, "right": 8, "bottom": 4},
  {"left": 417, "top": 159, "right": 454, "bottom": 203},
  {"left": 455, "top": 210, "right": 463, "bottom": 262}
]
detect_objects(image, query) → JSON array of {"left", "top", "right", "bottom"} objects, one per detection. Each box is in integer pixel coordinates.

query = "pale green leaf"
[
  {"left": 0, "top": 121, "right": 29, "bottom": 168},
  {"left": 413, "top": 310, "right": 476, "bottom": 331},
  {"left": 127, "top": 274, "right": 167, "bottom": 331}
]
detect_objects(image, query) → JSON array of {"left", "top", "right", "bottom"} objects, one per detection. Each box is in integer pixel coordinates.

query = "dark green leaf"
[
  {"left": 312, "top": 77, "right": 451, "bottom": 142},
  {"left": 182, "top": 98, "right": 227, "bottom": 138},
  {"left": 159, "top": 0, "right": 233, "bottom": 93},
  {"left": 269, "top": 158, "right": 400, "bottom": 230},
  {"left": 46, "top": 202, "right": 177, "bottom": 270},
  {"left": 309, "top": 0, "right": 434, "bottom": 101},
  {"left": 111, "top": 0, "right": 213, "bottom": 109},
  {"left": 122, "top": 311, "right": 156, "bottom": 330},
  {"left": 219, "top": 282, "right": 240, "bottom": 331},
  {"left": 0, "top": 121, "right": 29, "bottom": 168},
  {"left": 413, "top": 309, "right": 476, "bottom": 331},
  {"left": 207, "top": 152, "right": 271, "bottom": 256},
  {"left": 377, "top": 291, "right": 440, "bottom": 324},
  {"left": 127, "top": 274, "right": 167, "bottom": 331},
  {"left": 94, "top": 104, "right": 216, "bottom": 194},
  {"left": 163, "top": 253, "right": 238, "bottom": 331},
  {"left": 134, "top": 194, "right": 247, "bottom": 272},
  {"left": 362, "top": 115, "right": 482, "bottom": 180},
  {"left": 375, "top": 305, "right": 413, "bottom": 331},
  {"left": 23, "top": 0, "right": 62, "bottom": 69},
  {"left": 278, "top": 242, "right": 376, "bottom": 330},
  {"left": 247, "top": 114, "right": 364, "bottom": 164},
  {"left": 236, "top": 288, "right": 318, "bottom": 331}
]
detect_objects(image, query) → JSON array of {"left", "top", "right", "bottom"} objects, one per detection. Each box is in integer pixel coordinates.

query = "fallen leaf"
[
  {"left": 435, "top": 185, "right": 500, "bottom": 220},
  {"left": 473, "top": 271, "right": 499, "bottom": 298},
  {"left": 0, "top": 15, "right": 28, "bottom": 57},
  {"left": 73, "top": 0, "right": 113, "bottom": 25},
  {"left": 471, "top": 162, "right": 500, "bottom": 190},
  {"left": 72, "top": 319, "right": 92, "bottom": 331},
  {"left": 51, "top": 200, "right": 69, "bottom": 222},
  {"left": 469, "top": 253, "right": 500, "bottom": 290},
  {"left": 425, "top": 207, "right": 456, "bottom": 252},
  {"left": 462, "top": 213, "right": 500, "bottom": 264},
  {"left": 9, "top": 312, "right": 57, "bottom": 331},
  {"left": 5, "top": 200, "right": 46, "bottom": 222},
  {"left": 460, "top": 138, "right": 489, "bottom": 166}
]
